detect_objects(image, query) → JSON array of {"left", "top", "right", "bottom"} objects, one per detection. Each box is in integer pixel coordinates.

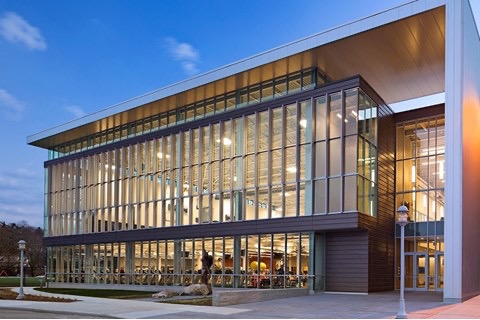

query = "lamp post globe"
[
  {"left": 396, "top": 205, "right": 409, "bottom": 319},
  {"left": 16, "top": 240, "right": 26, "bottom": 300}
]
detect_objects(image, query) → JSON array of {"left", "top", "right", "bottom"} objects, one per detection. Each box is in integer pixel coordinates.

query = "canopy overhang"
[{"left": 28, "top": 1, "right": 446, "bottom": 149}]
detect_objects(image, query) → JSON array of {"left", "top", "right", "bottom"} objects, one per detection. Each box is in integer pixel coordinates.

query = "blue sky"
[{"left": 0, "top": 1, "right": 479, "bottom": 227}]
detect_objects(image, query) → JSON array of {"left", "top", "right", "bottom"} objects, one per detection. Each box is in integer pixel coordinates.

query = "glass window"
[
  {"left": 222, "top": 160, "right": 231, "bottom": 191},
  {"left": 246, "top": 114, "right": 256, "bottom": 154},
  {"left": 288, "top": 73, "right": 301, "bottom": 94},
  {"left": 211, "top": 161, "right": 220, "bottom": 193},
  {"left": 315, "top": 141, "right": 326, "bottom": 178},
  {"left": 212, "top": 123, "right": 221, "bottom": 161},
  {"left": 245, "top": 155, "right": 255, "bottom": 188},
  {"left": 329, "top": 138, "right": 341, "bottom": 176},
  {"left": 303, "top": 72, "right": 313, "bottom": 89},
  {"left": 202, "top": 127, "right": 210, "bottom": 163},
  {"left": 191, "top": 129, "right": 199, "bottom": 165},
  {"left": 299, "top": 100, "right": 311, "bottom": 144},
  {"left": 299, "top": 145, "right": 310, "bottom": 181},
  {"left": 233, "top": 118, "right": 243, "bottom": 156},
  {"left": 344, "top": 175, "right": 357, "bottom": 212},
  {"left": 258, "top": 111, "right": 269, "bottom": 152},
  {"left": 271, "top": 108, "right": 283, "bottom": 149},
  {"left": 249, "top": 85, "right": 260, "bottom": 105},
  {"left": 261, "top": 81, "right": 273, "bottom": 102},
  {"left": 329, "top": 93, "right": 342, "bottom": 138},
  {"left": 285, "top": 147, "right": 297, "bottom": 182},
  {"left": 314, "top": 179, "right": 326, "bottom": 214},
  {"left": 274, "top": 77, "right": 287, "bottom": 98},
  {"left": 205, "top": 99, "right": 215, "bottom": 116},
  {"left": 226, "top": 95, "right": 236, "bottom": 111},
  {"left": 222, "top": 120, "right": 232, "bottom": 160},
  {"left": 186, "top": 105, "right": 195, "bottom": 122},
  {"left": 315, "top": 96, "right": 327, "bottom": 141},
  {"left": 271, "top": 185, "right": 283, "bottom": 218},
  {"left": 258, "top": 152, "right": 268, "bottom": 186},
  {"left": 271, "top": 149, "right": 282, "bottom": 185},
  {"left": 345, "top": 89, "right": 358, "bottom": 136},
  {"left": 328, "top": 177, "right": 341, "bottom": 213},
  {"left": 284, "top": 184, "right": 296, "bottom": 217},
  {"left": 285, "top": 104, "right": 297, "bottom": 147},
  {"left": 195, "top": 102, "right": 205, "bottom": 120},
  {"left": 436, "top": 154, "right": 445, "bottom": 189},
  {"left": 215, "top": 98, "right": 225, "bottom": 114},
  {"left": 345, "top": 136, "right": 356, "bottom": 174},
  {"left": 239, "top": 89, "right": 248, "bottom": 107},
  {"left": 257, "top": 187, "right": 269, "bottom": 220}
]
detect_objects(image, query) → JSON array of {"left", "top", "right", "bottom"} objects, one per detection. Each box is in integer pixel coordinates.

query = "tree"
[
  {"left": 0, "top": 221, "right": 45, "bottom": 276},
  {"left": 0, "top": 222, "right": 17, "bottom": 275}
]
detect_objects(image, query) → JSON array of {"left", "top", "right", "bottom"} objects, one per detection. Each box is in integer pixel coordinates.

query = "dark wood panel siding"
[
  {"left": 355, "top": 82, "right": 396, "bottom": 292},
  {"left": 394, "top": 104, "right": 444, "bottom": 123},
  {"left": 325, "top": 231, "right": 369, "bottom": 293},
  {"left": 365, "top": 99, "right": 395, "bottom": 292}
]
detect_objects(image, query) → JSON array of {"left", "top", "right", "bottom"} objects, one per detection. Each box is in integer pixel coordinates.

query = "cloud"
[
  {"left": 164, "top": 37, "right": 200, "bottom": 75},
  {"left": 0, "top": 88, "right": 25, "bottom": 120},
  {"left": 65, "top": 105, "right": 86, "bottom": 118},
  {"left": 181, "top": 61, "right": 199, "bottom": 75},
  {"left": 0, "top": 11, "right": 47, "bottom": 51},
  {"left": 0, "top": 168, "right": 43, "bottom": 227}
]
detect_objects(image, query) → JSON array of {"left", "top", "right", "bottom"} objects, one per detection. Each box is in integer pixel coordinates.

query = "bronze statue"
[{"left": 201, "top": 249, "right": 213, "bottom": 285}]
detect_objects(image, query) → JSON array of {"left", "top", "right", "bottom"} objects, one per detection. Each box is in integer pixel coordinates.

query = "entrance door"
[
  {"left": 428, "top": 254, "right": 436, "bottom": 290},
  {"left": 415, "top": 254, "right": 427, "bottom": 290}
]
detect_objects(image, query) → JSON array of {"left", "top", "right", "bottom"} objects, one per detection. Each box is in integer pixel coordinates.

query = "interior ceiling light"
[
  {"left": 157, "top": 152, "right": 170, "bottom": 159},
  {"left": 216, "top": 137, "right": 232, "bottom": 145},
  {"left": 287, "top": 167, "right": 297, "bottom": 173},
  {"left": 299, "top": 119, "right": 307, "bottom": 128}
]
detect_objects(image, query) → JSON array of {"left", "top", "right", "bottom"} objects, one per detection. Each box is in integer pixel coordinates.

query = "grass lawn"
[
  {"left": 36, "top": 287, "right": 156, "bottom": 299},
  {"left": 0, "top": 276, "right": 45, "bottom": 287}
]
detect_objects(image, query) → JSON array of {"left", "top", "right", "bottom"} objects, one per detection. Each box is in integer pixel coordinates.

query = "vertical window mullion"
[
  {"left": 295, "top": 101, "right": 301, "bottom": 216},
  {"left": 340, "top": 89, "right": 345, "bottom": 213},
  {"left": 254, "top": 113, "right": 259, "bottom": 220}
]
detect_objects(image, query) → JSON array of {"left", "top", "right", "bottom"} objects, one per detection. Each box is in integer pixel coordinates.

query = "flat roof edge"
[{"left": 28, "top": 0, "right": 446, "bottom": 146}]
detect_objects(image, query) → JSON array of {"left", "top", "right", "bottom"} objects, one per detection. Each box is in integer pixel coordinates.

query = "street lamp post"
[
  {"left": 16, "top": 240, "right": 26, "bottom": 300},
  {"left": 396, "top": 205, "right": 409, "bottom": 319}
]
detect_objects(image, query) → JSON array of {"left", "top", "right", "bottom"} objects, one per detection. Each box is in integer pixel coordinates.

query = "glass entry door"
[{"left": 416, "top": 254, "right": 427, "bottom": 290}]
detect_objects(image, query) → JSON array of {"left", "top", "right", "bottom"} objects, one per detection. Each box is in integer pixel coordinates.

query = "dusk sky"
[{"left": 1, "top": 1, "right": 479, "bottom": 227}]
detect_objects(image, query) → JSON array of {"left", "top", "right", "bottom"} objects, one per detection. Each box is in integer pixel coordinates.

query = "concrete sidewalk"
[{"left": 0, "top": 287, "right": 479, "bottom": 319}]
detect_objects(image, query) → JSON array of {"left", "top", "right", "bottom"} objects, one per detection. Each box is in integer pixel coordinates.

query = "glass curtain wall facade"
[
  {"left": 48, "top": 69, "right": 323, "bottom": 160},
  {"left": 44, "top": 77, "right": 381, "bottom": 290},
  {"left": 395, "top": 115, "right": 445, "bottom": 291},
  {"left": 47, "top": 233, "right": 310, "bottom": 289}
]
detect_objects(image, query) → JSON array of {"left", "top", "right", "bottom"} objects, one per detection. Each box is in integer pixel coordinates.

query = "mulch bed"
[{"left": 0, "top": 288, "right": 76, "bottom": 302}]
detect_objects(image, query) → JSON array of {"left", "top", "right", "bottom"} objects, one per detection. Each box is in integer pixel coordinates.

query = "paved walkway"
[{"left": 0, "top": 287, "right": 479, "bottom": 319}]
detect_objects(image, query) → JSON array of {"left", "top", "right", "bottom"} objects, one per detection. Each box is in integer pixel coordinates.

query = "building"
[{"left": 27, "top": 0, "right": 480, "bottom": 302}]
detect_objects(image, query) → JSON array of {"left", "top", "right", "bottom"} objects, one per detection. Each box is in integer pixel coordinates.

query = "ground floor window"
[{"left": 46, "top": 232, "right": 313, "bottom": 289}]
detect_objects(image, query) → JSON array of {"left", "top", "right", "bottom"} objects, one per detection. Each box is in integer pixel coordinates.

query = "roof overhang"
[{"left": 28, "top": 0, "right": 446, "bottom": 149}]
